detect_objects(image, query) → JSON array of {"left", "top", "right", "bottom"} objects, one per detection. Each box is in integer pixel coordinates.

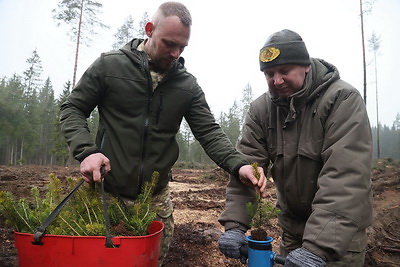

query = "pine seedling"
[
  {"left": 0, "top": 171, "right": 161, "bottom": 237},
  {"left": 115, "top": 171, "right": 160, "bottom": 236},
  {"left": 246, "top": 162, "right": 280, "bottom": 240}
]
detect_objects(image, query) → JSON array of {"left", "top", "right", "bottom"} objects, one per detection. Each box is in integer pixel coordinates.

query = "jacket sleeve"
[
  {"left": 184, "top": 82, "right": 249, "bottom": 175},
  {"left": 60, "top": 55, "right": 106, "bottom": 162},
  {"left": 218, "top": 96, "right": 271, "bottom": 230},
  {"left": 302, "top": 85, "right": 373, "bottom": 261}
]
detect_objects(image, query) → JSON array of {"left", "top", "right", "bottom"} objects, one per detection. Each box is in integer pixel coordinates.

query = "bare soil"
[{"left": 0, "top": 162, "right": 399, "bottom": 266}]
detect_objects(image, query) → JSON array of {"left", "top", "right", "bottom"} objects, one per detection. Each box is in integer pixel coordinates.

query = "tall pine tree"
[{"left": 53, "top": 0, "right": 108, "bottom": 86}]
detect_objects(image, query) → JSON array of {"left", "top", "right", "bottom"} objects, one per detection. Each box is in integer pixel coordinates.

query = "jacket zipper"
[{"left": 138, "top": 53, "right": 153, "bottom": 193}]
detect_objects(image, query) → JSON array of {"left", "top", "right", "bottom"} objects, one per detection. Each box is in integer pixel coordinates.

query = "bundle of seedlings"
[
  {"left": 246, "top": 162, "right": 280, "bottom": 241},
  {"left": 0, "top": 171, "right": 159, "bottom": 237}
]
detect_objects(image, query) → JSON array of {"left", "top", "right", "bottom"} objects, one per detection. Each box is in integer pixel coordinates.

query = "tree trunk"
[
  {"left": 359, "top": 0, "right": 367, "bottom": 105},
  {"left": 10, "top": 144, "right": 14, "bottom": 165},
  {"left": 374, "top": 52, "right": 380, "bottom": 158},
  {"left": 19, "top": 137, "right": 24, "bottom": 166},
  {"left": 72, "top": 0, "right": 84, "bottom": 87}
]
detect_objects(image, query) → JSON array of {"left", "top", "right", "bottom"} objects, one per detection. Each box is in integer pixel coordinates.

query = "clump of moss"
[
  {"left": 0, "top": 172, "right": 159, "bottom": 237},
  {"left": 246, "top": 162, "right": 280, "bottom": 241}
]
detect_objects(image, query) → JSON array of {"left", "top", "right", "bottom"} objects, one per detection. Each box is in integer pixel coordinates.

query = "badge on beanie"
[{"left": 260, "top": 47, "right": 280, "bottom": 63}]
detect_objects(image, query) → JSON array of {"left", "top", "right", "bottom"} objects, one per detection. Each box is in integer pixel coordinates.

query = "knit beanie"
[{"left": 259, "top": 29, "right": 311, "bottom": 71}]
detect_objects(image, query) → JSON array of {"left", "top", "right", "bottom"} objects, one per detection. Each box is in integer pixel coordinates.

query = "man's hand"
[
  {"left": 80, "top": 153, "right": 111, "bottom": 183},
  {"left": 238, "top": 165, "right": 267, "bottom": 197},
  {"left": 218, "top": 229, "right": 247, "bottom": 264},
  {"left": 285, "top": 248, "right": 326, "bottom": 267}
]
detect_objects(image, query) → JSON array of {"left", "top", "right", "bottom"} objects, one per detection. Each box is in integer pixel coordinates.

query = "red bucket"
[{"left": 14, "top": 220, "right": 164, "bottom": 267}]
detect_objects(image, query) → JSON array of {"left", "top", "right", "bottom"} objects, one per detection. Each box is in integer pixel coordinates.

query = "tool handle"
[
  {"left": 274, "top": 254, "right": 286, "bottom": 264},
  {"left": 240, "top": 244, "right": 248, "bottom": 257}
]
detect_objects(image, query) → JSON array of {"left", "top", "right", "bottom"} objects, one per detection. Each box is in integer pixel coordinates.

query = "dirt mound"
[{"left": 0, "top": 162, "right": 399, "bottom": 266}]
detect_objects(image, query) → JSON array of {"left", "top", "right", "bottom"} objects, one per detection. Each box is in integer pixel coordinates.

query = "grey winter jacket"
[
  {"left": 60, "top": 39, "right": 248, "bottom": 200},
  {"left": 218, "top": 58, "right": 373, "bottom": 261}
]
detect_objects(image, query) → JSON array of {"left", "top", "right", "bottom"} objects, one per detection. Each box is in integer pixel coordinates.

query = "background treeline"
[
  {"left": 0, "top": 52, "right": 399, "bottom": 166},
  {"left": 1, "top": 2, "right": 399, "bottom": 166}
]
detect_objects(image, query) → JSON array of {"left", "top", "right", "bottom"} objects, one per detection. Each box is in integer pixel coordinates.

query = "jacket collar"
[{"left": 120, "top": 39, "right": 186, "bottom": 75}]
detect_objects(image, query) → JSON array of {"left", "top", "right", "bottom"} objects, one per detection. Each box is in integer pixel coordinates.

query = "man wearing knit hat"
[{"left": 218, "top": 29, "right": 373, "bottom": 266}]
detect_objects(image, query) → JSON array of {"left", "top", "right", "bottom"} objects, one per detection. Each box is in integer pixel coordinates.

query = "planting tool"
[{"left": 240, "top": 236, "right": 286, "bottom": 267}]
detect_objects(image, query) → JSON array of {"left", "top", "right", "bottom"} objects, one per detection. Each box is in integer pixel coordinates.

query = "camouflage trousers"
[
  {"left": 279, "top": 229, "right": 367, "bottom": 266},
  {"left": 152, "top": 186, "right": 174, "bottom": 267}
]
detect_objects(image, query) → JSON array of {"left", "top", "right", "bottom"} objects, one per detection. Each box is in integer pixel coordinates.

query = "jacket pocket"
[
  {"left": 96, "top": 124, "right": 106, "bottom": 150},
  {"left": 155, "top": 91, "right": 163, "bottom": 125},
  {"left": 295, "top": 138, "right": 324, "bottom": 208},
  {"left": 348, "top": 229, "right": 367, "bottom": 252},
  {"left": 297, "top": 138, "right": 323, "bottom": 162}
]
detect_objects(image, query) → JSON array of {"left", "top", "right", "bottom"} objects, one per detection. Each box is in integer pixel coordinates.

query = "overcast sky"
[{"left": 0, "top": 0, "right": 399, "bottom": 126}]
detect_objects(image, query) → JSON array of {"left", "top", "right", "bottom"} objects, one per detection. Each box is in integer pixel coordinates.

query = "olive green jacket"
[
  {"left": 218, "top": 58, "right": 373, "bottom": 261},
  {"left": 60, "top": 39, "right": 248, "bottom": 199}
]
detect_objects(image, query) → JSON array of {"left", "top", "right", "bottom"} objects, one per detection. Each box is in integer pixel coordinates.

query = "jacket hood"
[{"left": 306, "top": 58, "right": 340, "bottom": 101}]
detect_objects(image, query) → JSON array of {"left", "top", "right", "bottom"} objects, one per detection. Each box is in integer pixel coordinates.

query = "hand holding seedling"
[
  {"left": 80, "top": 153, "right": 111, "bottom": 183},
  {"left": 238, "top": 164, "right": 267, "bottom": 198},
  {"left": 246, "top": 162, "right": 280, "bottom": 241}
]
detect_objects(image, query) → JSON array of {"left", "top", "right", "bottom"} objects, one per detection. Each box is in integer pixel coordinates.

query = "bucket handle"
[
  {"left": 33, "top": 179, "right": 85, "bottom": 245},
  {"left": 100, "top": 175, "right": 117, "bottom": 248},
  {"left": 33, "top": 167, "right": 118, "bottom": 248}
]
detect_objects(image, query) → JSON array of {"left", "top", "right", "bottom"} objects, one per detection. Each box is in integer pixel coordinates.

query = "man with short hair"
[{"left": 60, "top": 2, "right": 267, "bottom": 265}]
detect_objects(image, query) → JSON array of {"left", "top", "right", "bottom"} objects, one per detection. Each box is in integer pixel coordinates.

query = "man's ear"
[{"left": 145, "top": 22, "right": 154, "bottom": 37}]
